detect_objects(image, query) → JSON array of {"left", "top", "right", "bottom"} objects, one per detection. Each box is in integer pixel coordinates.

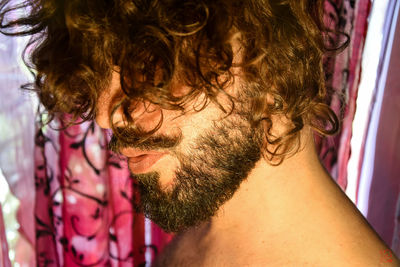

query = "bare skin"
[
  {"left": 152, "top": 129, "right": 399, "bottom": 266},
  {"left": 96, "top": 43, "right": 400, "bottom": 267},
  {"left": 96, "top": 54, "right": 399, "bottom": 267}
]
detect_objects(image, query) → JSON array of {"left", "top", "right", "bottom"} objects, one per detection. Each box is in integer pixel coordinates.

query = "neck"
[
  {"left": 191, "top": 127, "right": 382, "bottom": 264},
  {"left": 210, "top": 127, "right": 330, "bottom": 239},
  {"left": 157, "top": 127, "right": 393, "bottom": 266},
  {"left": 157, "top": 128, "right": 394, "bottom": 266}
]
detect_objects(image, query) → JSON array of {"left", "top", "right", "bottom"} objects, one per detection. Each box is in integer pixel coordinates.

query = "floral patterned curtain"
[
  {"left": 319, "top": 0, "right": 371, "bottom": 188},
  {"left": 33, "top": 119, "right": 172, "bottom": 266}
]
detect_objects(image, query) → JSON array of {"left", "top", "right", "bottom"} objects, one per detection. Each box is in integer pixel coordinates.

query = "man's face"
[{"left": 97, "top": 71, "right": 264, "bottom": 233}]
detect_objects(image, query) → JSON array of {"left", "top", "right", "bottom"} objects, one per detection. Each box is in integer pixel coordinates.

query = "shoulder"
[{"left": 152, "top": 230, "right": 202, "bottom": 267}]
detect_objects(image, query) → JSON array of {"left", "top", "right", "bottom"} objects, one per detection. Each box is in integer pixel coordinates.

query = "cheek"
[
  {"left": 181, "top": 106, "right": 224, "bottom": 145},
  {"left": 155, "top": 154, "right": 181, "bottom": 190},
  {"left": 155, "top": 89, "right": 229, "bottom": 147}
]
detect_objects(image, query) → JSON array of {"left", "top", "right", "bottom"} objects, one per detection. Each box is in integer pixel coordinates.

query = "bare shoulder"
[
  {"left": 151, "top": 226, "right": 400, "bottom": 267},
  {"left": 290, "top": 232, "right": 400, "bottom": 267},
  {"left": 338, "top": 247, "right": 400, "bottom": 267},
  {"left": 152, "top": 224, "right": 211, "bottom": 267},
  {"left": 152, "top": 235, "right": 184, "bottom": 267}
]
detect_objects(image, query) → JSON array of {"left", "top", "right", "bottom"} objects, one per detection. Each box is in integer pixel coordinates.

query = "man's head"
[
  {"left": 0, "top": 0, "right": 339, "bottom": 232},
  {"left": 121, "top": 83, "right": 265, "bottom": 233}
]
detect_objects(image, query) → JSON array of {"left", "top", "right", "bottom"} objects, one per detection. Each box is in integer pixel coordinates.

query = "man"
[{"left": 1, "top": 0, "right": 398, "bottom": 265}]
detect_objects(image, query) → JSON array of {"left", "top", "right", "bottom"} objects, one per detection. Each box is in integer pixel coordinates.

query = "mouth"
[{"left": 121, "top": 150, "right": 167, "bottom": 174}]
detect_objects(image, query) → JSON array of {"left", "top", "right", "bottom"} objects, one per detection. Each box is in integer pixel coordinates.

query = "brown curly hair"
[{"left": 0, "top": 0, "right": 342, "bottom": 163}]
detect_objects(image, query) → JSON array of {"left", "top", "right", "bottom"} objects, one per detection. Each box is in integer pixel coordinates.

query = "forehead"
[{"left": 103, "top": 31, "right": 244, "bottom": 89}]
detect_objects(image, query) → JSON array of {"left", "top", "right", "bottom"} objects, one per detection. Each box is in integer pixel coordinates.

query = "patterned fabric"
[
  {"left": 34, "top": 120, "right": 172, "bottom": 266},
  {"left": 318, "top": 0, "right": 371, "bottom": 190}
]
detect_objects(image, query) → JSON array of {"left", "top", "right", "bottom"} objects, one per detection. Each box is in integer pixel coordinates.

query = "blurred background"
[{"left": 0, "top": 0, "right": 399, "bottom": 266}]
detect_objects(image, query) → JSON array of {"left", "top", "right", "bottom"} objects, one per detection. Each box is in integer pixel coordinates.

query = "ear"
[{"left": 260, "top": 93, "right": 296, "bottom": 164}]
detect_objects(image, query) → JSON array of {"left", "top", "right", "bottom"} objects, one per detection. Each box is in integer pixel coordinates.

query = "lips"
[{"left": 122, "top": 150, "right": 167, "bottom": 174}]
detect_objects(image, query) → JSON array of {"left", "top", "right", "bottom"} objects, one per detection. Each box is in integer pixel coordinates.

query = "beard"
[{"left": 130, "top": 100, "right": 264, "bottom": 233}]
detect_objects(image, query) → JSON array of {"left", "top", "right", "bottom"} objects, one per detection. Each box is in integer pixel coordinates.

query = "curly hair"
[{"left": 0, "top": 0, "right": 342, "bottom": 163}]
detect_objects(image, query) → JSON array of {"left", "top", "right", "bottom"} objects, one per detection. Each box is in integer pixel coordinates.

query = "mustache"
[{"left": 108, "top": 127, "right": 182, "bottom": 154}]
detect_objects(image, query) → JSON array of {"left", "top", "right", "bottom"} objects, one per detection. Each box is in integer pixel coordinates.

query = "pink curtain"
[
  {"left": 33, "top": 120, "right": 172, "bottom": 266},
  {"left": 319, "top": 0, "right": 371, "bottom": 189}
]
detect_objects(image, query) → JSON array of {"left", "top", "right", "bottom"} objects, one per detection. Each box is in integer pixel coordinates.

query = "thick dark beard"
[{"left": 133, "top": 109, "right": 264, "bottom": 233}]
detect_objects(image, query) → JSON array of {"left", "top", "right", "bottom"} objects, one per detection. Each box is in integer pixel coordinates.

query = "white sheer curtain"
[{"left": 0, "top": 29, "right": 36, "bottom": 265}]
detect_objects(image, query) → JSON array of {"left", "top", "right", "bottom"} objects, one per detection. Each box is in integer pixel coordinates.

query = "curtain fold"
[
  {"left": 361, "top": 0, "right": 400, "bottom": 255},
  {"left": 319, "top": 0, "right": 371, "bottom": 190},
  {"left": 33, "top": 120, "right": 172, "bottom": 266},
  {"left": 0, "top": 24, "right": 36, "bottom": 265},
  {"left": 335, "top": 0, "right": 371, "bottom": 190},
  {"left": 0, "top": 203, "right": 11, "bottom": 267}
]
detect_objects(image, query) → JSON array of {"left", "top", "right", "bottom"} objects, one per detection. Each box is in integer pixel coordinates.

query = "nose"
[
  {"left": 95, "top": 71, "right": 163, "bottom": 131},
  {"left": 95, "top": 71, "right": 126, "bottom": 129}
]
